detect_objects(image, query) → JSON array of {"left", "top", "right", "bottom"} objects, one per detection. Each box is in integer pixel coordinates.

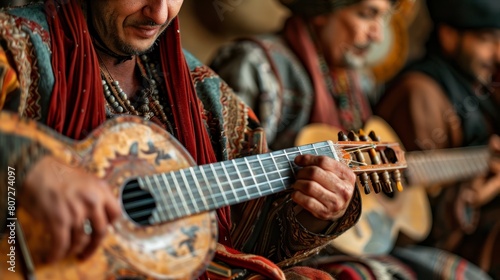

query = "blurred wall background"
[
  {"left": 179, "top": 0, "right": 290, "bottom": 63},
  {"left": 179, "top": 0, "right": 432, "bottom": 85},
  {"left": 1, "top": 0, "right": 433, "bottom": 86}
]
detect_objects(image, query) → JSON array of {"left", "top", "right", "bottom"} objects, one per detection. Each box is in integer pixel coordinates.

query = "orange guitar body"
[
  {"left": 0, "top": 114, "right": 218, "bottom": 280},
  {"left": 295, "top": 116, "right": 432, "bottom": 256}
]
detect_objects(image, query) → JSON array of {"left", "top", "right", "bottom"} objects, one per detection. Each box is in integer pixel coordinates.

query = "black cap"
[{"left": 427, "top": 0, "right": 500, "bottom": 30}]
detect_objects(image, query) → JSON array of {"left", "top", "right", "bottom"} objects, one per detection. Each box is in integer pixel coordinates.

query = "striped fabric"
[{"left": 392, "top": 246, "right": 492, "bottom": 280}]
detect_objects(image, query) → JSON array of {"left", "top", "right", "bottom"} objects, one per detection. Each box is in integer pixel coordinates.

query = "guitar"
[
  {"left": 295, "top": 116, "right": 489, "bottom": 256},
  {"left": 0, "top": 112, "right": 406, "bottom": 280}
]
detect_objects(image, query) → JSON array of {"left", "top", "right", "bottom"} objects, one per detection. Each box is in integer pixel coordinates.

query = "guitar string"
[
  {"left": 145, "top": 145, "right": 397, "bottom": 221},
  {"left": 150, "top": 157, "right": 398, "bottom": 221},
  {"left": 137, "top": 144, "right": 402, "bottom": 222},
  {"left": 406, "top": 147, "right": 489, "bottom": 185},
  {"left": 144, "top": 144, "right": 334, "bottom": 220}
]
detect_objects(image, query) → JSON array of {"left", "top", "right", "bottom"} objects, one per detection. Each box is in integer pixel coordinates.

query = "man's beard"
[
  {"left": 452, "top": 39, "right": 495, "bottom": 86},
  {"left": 455, "top": 50, "right": 493, "bottom": 86},
  {"left": 115, "top": 38, "right": 158, "bottom": 56},
  {"left": 112, "top": 21, "right": 171, "bottom": 56},
  {"left": 343, "top": 50, "right": 367, "bottom": 69}
]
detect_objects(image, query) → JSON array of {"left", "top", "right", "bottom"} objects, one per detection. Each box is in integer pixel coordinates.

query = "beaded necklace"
[
  {"left": 308, "top": 24, "right": 365, "bottom": 131},
  {"left": 99, "top": 54, "right": 174, "bottom": 133},
  {"left": 317, "top": 54, "right": 364, "bottom": 131}
]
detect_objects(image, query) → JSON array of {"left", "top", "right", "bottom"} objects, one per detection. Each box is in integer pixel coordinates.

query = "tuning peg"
[
  {"left": 348, "top": 130, "right": 360, "bottom": 141},
  {"left": 359, "top": 172, "right": 371, "bottom": 195},
  {"left": 338, "top": 131, "right": 349, "bottom": 141},
  {"left": 358, "top": 129, "right": 369, "bottom": 141},
  {"left": 381, "top": 171, "right": 394, "bottom": 193},
  {"left": 347, "top": 130, "right": 373, "bottom": 193},
  {"left": 392, "top": 169, "right": 404, "bottom": 192},
  {"left": 370, "top": 172, "right": 382, "bottom": 193},
  {"left": 368, "top": 131, "right": 380, "bottom": 142}
]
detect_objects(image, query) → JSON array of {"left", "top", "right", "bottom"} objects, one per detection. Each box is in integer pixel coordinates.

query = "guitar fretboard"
[
  {"left": 405, "top": 146, "right": 488, "bottom": 186},
  {"left": 138, "top": 142, "right": 340, "bottom": 225}
]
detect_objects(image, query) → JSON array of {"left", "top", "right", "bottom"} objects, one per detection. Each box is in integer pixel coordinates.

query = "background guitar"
[
  {"left": 295, "top": 116, "right": 489, "bottom": 256},
  {"left": 0, "top": 112, "right": 406, "bottom": 280}
]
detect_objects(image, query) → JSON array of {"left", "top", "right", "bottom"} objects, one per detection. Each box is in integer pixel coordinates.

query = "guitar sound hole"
[{"left": 122, "top": 180, "right": 156, "bottom": 226}]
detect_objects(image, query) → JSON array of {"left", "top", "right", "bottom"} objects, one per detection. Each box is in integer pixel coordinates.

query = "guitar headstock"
[{"left": 334, "top": 130, "right": 407, "bottom": 195}]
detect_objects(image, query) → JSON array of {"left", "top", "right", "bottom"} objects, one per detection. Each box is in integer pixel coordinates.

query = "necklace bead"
[{"left": 99, "top": 54, "right": 171, "bottom": 129}]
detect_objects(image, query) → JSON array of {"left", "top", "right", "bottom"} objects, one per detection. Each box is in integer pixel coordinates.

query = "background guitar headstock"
[{"left": 297, "top": 124, "right": 407, "bottom": 196}]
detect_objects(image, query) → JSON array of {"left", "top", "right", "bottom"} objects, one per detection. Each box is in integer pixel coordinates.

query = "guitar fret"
[
  {"left": 179, "top": 169, "right": 201, "bottom": 214},
  {"left": 270, "top": 152, "right": 285, "bottom": 187},
  {"left": 244, "top": 157, "right": 262, "bottom": 197},
  {"left": 188, "top": 168, "right": 209, "bottom": 211},
  {"left": 140, "top": 176, "right": 160, "bottom": 223},
  {"left": 465, "top": 155, "right": 474, "bottom": 175},
  {"left": 150, "top": 175, "right": 171, "bottom": 222},
  {"left": 161, "top": 173, "right": 182, "bottom": 220},
  {"left": 232, "top": 160, "right": 251, "bottom": 200},
  {"left": 311, "top": 144, "right": 320, "bottom": 157},
  {"left": 170, "top": 172, "right": 191, "bottom": 217},
  {"left": 257, "top": 153, "right": 280, "bottom": 194},
  {"left": 406, "top": 147, "right": 489, "bottom": 186},
  {"left": 434, "top": 154, "right": 446, "bottom": 181},
  {"left": 272, "top": 150, "right": 295, "bottom": 186},
  {"left": 198, "top": 166, "right": 218, "bottom": 209},
  {"left": 221, "top": 162, "right": 241, "bottom": 203},
  {"left": 249, "top": 155, "right": 272, "bottom": 194},
  {"left": 457, "top": 156, "right": 470, "bottom": 174},
  {"left": 413, "top": 156, "right": 427, "bottom": 185},
  {"left": 429, "top": 160, "right": 439, "bottom": 182},
  {"left": 210, "top": 163, "right": 230, "bottom": 207}
]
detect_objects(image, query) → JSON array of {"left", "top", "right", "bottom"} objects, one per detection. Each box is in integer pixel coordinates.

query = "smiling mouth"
[{"left": 130, "top": 25, "right": 161, "bottom": 38}]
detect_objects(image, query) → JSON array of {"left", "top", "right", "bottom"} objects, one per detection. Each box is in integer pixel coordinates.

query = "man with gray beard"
[{"left": 211, "top": 0, "right": 389, "bottom": 151}]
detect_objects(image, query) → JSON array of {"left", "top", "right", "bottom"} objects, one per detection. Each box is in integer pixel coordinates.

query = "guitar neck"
[
  {"left": 125, "top": 139, "right": 406, "bottom": 226},
  {"left": 405, "top": 146, "right": 489, "bottom": 186},
  {"left": 134, "top": 142, "right": 341, "bottom": 225}
]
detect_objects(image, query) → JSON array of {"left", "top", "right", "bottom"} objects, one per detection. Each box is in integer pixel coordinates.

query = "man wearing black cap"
[{"left": 377, "top": 0, "right": 500, "bottom": 277}]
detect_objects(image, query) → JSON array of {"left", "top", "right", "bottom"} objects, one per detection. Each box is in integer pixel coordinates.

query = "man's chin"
[
  {"left": 341, "top": 51, "right": 367, "bottom": 69},
  {"left": 345, "top": 58, "right": 366, "bottom": 69},
  {"left": 118, "top": 42, "right": 157, "bottom": 56}
]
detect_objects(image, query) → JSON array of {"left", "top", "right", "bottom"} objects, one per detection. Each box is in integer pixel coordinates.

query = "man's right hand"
[{"left": 19, "top": 156, "right": 121, "bottom": 264}]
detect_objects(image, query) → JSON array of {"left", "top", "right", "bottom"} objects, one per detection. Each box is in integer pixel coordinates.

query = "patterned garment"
[{"left": 0, "top": 4, "right": 361, "bottom": 279}]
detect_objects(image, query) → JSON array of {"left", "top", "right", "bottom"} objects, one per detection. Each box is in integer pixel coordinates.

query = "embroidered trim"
[{"left": 0, "top": 13, "right": 50, "bottom": 119}]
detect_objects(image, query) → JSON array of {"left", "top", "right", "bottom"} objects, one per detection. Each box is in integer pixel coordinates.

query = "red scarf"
[
  {"left": 44, "top": 0, "right": 231, "bottom": 245},
  {"left": 45, "top": 0, "right": 105, "bottom": 139}
]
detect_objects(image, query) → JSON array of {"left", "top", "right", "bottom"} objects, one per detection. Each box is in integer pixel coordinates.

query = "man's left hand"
[{"left": 291, "top": 154, "right": 356, "bottom": 222}]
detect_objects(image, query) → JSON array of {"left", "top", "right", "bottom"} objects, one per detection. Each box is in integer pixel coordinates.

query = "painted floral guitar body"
[{"left": 0, "top": 113, "right": 406, "bottom": 279}]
